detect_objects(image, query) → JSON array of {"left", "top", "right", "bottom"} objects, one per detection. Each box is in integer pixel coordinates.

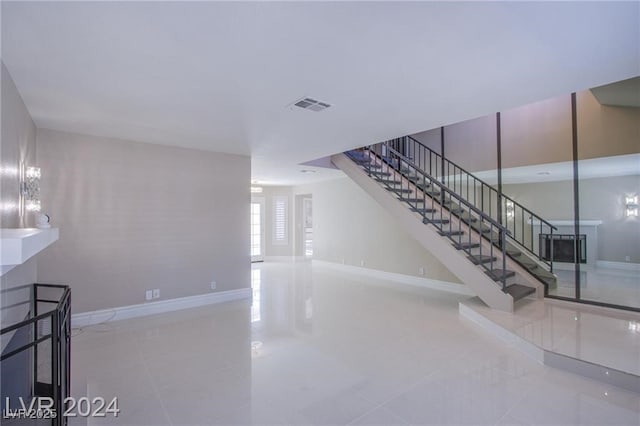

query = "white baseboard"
[
  {"left": 263, "top": 256, "right": 296, "bottom": 262},
  {"left": 71, "top": 288, "right": 251, "bottom": 328},
  {"left": 312, "top": 259, "right": 474, "bottom": 296},
  {"left": 458, "top": 301, "right": 544, "bottom": 364},
  {"left": 596, "top": 260, "right": 640, "bottom": 272}
]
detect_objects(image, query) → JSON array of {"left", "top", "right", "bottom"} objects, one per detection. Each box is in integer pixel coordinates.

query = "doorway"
[{"left": 251, "top": 197, "right": 265, "bottom": 262}]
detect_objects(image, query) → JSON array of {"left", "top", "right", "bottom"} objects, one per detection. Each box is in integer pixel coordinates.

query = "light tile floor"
[
  {"left": 462, "top": 297, "right": 640, "bottom": 376},
  {"left": 68, "top": 261, "right": 640, "bottom": 425}
]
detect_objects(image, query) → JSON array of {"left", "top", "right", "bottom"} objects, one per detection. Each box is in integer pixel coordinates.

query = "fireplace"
[{"left": 539, "top": 234, "right": 587, "bottom": 264}]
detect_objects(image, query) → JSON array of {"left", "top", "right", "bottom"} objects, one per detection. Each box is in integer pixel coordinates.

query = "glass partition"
[
  {"left": 501, "top": 95, "right": 576, "bottom": 298},
  {"left": 577, "top": 91, "right": 640, "bottom": 309}
]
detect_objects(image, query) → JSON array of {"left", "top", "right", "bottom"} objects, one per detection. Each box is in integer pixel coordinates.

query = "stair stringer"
[{"left": 332, "top": 153, "right": 515, "bottom": 312}]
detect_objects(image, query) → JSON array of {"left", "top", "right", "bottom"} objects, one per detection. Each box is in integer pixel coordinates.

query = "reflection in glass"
[{"left": 251, "top": 268, "right": 261, "bottom": 323}]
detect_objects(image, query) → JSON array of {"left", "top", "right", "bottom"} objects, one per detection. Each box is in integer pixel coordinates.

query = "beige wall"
[
  {"left": 294, "top": 177, "right": 460, "bottom": 283},
  {"left": 36, "top": 129, "right": 250, "bottom": 313},
  {"left": 501, "top": 94, "right": 574, "bottom": 168},
  {"left": 504, "top": 175, "right": 640, "bottom": 263},
  {"left": 1, "top": 62, "right": 37, "bottom": 228},
  {"left": 411, "top": 128, "right": 440, "bottom": 155},
  {"left": 412, "top": 89, "right": 639, "bottom": 171},
  {"left": 443, "top": 115, "right": 498, "bottom": 173},
  {"left": 577, "top": 90, "right": 640, "bottom": 160}
]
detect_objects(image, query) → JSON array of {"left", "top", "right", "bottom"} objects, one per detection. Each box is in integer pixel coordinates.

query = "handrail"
[
  {"left": 369, "top": 136, "right": 557, "bottom": 277},
  {"left": 0, "top": 309, "right": 57, "bottom": 335},
  {"left": 1, "top": 283, "right": 71, "bottom": 426},
  {"left": 354, "top": 145, "right": 511, "bottom": 291},
  {"left": 406, "top": 135, "right": 557, "bottom": 231},
  {"left": 384, "top": 146, "right": 509, "bottom": 233}
]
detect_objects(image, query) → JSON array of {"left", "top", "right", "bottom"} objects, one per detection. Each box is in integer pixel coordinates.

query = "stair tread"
[
  {"left": 367, "top": 170, "right": 391, "bottom": 176},
  {"left": 470, "top": 223, "right": 492, "bottom": 233},
  {"left": 459, "top": 214, "right": 478, "bottom": 223},
  {"left": 410, "top": 207, "right": 437, "bottom": 213},
  {"left": 423, "top": 218, "right": 450, "bottom": 224},
  {"left": 454, "top": 242, "right": 481, "bottom": 250},
  {"left": 485, "top": 269, "right": 516, "bottom": 281},
  {"left": 505, "top": 284, "right": 536, "bottom": 301},
  {"left": 376, "top": 179, "right": 402, "bottom": 184},
  {"left": 387, "top": 188, "right": 412, "bottom": 193},
  {"left": 519, "top": 262, "right": 539, "bottom": 271},
  {"left": 468, "top": 254, "right": 497, "bottom": 264},
  {"left": 439, "top": 230, "right": 465, "bottom": 236}
]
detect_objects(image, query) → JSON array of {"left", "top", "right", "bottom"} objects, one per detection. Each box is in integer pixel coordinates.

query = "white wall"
[
  {"left": 1, "top": 62, "right": 37, "bottom": 228},
  {"left": 36, "top": 129, "right": 251, "bottom": 313},
  {"left": 294, "top": 177, "right": 461, "bottom": 284},
  {"left": 1, "top": 63, "right": 38, "bottom": 343},
  {"left": 504, "top": 175, "right": 640, "bottom": 263}
]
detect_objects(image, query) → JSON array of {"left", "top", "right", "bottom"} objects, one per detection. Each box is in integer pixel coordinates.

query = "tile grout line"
[
  {"left": 136, "top": 336, "right": 175, "bottom": 426},
  {"left": 493, "top": 370, "right": 547, "bottom": 426},
  {"left": 345, "top": 361, "right": 457, "bottom": 426}
]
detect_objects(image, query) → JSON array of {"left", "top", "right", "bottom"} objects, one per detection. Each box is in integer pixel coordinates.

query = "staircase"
[{"left": 333, "top": 138, "right": 558, "bottom": 312}]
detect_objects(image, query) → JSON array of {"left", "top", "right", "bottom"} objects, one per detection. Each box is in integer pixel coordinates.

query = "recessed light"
[
  {"left": 300, "top": 169, "right": 317, "bottom": 174},
  {"left": 537, "top": 171, "right": 551, "bottom": 176}
]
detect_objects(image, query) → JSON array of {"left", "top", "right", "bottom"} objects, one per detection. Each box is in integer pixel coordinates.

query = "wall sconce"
[
  {"left": 505, "top": 200, "right": 515, "bottom": 219},
  {"left": 20, "top": 165, "right": 41, "bottom": 213},
  {"left": 626, "top": 195, "right": 638, "bottom": 217}
]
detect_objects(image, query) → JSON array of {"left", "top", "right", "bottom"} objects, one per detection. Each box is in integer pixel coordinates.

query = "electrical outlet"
[
  {"left": 152, "top": 289, "right": 160, "bottom": 299},
  {"left": 210, "top": 281, "right": 217, "bottom": 290},
  {"left": 145, "top": 290, "right": 153, "bottom": 301},
  {"left": 419, "top": 267, "right": 425, "bottom": 276}
]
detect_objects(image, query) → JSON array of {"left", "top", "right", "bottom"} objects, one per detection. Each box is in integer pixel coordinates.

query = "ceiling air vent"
[{"left": 292, "top": 97, "right": 331, "bottom": 112}]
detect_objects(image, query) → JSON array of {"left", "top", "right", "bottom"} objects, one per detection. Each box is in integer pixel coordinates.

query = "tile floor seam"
[
  {"left": 346, "top": 405, "right": 409, "bottom": 426},
  {"left": 346, "top": 368, "right": 442, "bottom": 425},
  {"left": 136, "top": 338, "right": 175, "bottom": 426},
  {"left": 492, "top": 374, "right": 542, "bottom": 426}
]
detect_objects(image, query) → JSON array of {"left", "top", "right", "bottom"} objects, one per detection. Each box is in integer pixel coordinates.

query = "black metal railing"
[
  {"left": 1, "top": 283, "right": 71, "bottom": 425},
  {"left": 347, "top": 146, "right": 512, "bottom": 291},
  {"left": 375, "top": 136, "right": 557, "bottom": 275}
]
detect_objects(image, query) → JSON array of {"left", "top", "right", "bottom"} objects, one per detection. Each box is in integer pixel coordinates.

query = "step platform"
[{"left": 459, "top": 298, "right": 640, "bottom": 393}]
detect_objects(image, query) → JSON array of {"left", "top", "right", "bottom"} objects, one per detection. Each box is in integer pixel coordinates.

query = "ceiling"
[{"left": 2, "top": 1, "right": 639, "bottom": 185}]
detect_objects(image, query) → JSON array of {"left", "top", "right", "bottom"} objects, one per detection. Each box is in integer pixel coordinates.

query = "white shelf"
[{"left": 0, "top": 228, "right": 59, "bottom": 270}]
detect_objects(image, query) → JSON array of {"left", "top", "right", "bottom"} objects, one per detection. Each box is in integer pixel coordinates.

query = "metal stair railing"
[
  {"left": 372, "top": 136, "right": 558, "bottom": 276},
  {"left": 1, "top": 283, "right": 71, "bottom": 425},
  {"left": 349, "top": 145, "right": 513, "bottom": 292}
]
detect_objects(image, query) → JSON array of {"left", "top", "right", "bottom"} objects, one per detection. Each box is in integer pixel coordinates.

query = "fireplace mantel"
[{"left": 528, "top": 220, "right": 601, "bottom": 269}]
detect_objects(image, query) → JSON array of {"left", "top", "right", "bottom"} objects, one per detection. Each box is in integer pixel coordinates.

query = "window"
[{"left": 272, "top": 196, "right": 288, "bottom": 245}]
